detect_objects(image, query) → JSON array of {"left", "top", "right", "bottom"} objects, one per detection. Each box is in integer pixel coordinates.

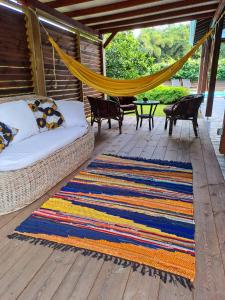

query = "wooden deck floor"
[{"left": 0, "top": 117, "right": 225, "bottom": 300}]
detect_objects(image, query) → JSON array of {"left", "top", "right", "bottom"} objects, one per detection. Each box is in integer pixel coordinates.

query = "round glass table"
[{"left": 133, "top": 100, "right": 160, "bottom": 130}]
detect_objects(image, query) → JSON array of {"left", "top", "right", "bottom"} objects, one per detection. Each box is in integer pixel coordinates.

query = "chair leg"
[
  {"left": 97, "top": 120, "right": 101, "bottom": 135},
  {"left": 169, "top": 119, "right": 173, "bottom": 136},
  {"left": 164, "top": 118, "right": 168, "bottom": 130},
  {"left": 136, "top": 116, "right": 139, "bottom": 130},
  {"left": 148, "top": 118, "right": 151, "bottom": 131},
  {"left": 193, "top": 120, "right": 198, "bottom": 137},
  {"left": 108, "top": 119, "right": 111, "bottom": 129},
  {"left": 174, "top": 119, "right": 177, "bottom": 126},
  {"left": 91, "top": 116, "right": 94, "bottom": 126},
  {"left": 119, "top": 120, "right": 122, "bottom": 134},
  {"left": 140, "top": 118, "right": 143, "bottom": 127}
]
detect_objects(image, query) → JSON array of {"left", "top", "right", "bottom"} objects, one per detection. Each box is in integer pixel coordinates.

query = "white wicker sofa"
[{"left": 0, "top": 95, "right": 94, "bottom": 215}]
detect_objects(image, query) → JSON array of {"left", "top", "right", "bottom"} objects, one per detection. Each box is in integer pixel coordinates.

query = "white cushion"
[
  {"left": 0, "top": 100, "right": 39, "bottom": 144},
  {"left": 0, "top": 126, "right": 88, "bottom": 171},
  {"left": 57, "top": 100, "right": 88, "bottom": 128}
]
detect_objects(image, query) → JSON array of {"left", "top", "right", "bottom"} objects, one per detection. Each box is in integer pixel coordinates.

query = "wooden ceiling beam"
[
  {"left": 211, "top": 0, "right": 225, "bottom": 26},
  {"left": 92, "top": 5, "right": 217, "bottom": 30},
  {"left": 100, "top": 13, "right": 214, "bottom": 33},
  {"left": 103, "top": 31, "right": 117, "bottom": 48},
  {"left": 81, "top": 0, "right": 218, "bottom": 25},
  {"left": 47, "top": 0, "right": 94, "bottom": 9},
  {"left": 20, "top": 0, "right": 99, "bottom": 36},
  {"left": 65, "top": 0, "right": 160, "bottom": 18}
]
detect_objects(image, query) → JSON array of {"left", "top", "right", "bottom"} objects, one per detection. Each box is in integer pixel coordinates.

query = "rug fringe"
[
  {"left": 8, "top": 233, "right": 194, "bottom": 290},
  {"left": 103, "top": 153, "right": 193, "bottom": 169}
]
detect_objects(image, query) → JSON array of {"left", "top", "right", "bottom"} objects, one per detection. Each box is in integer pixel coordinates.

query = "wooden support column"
[
  {"left": 198, "top": 37, "right": 212, "bottom": 93},
  {"left": 202, "top": 37, "right": 212, "bottom": 92},
  {"left": 75, "top": 33, "right": 84, "bottom": 102},
  {"left": 197, "top": 44, "right": 206, "bottom": 93},
  {"left": 25, "top": 8, "right": 46, "bottom": 95},
  {"left": 205, "top": 16, "right": 223, "bottom": 117},
  {"left": 219, "top": 111, "right": 225, "bottom": 154}
]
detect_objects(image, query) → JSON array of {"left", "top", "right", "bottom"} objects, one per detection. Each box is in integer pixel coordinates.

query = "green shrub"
[{"left": 137, "top": 86, "right": 190, "bottom": 104}]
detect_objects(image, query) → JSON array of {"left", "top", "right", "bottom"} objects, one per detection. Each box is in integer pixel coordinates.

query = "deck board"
[{"left": 0, "top": 116, "right": 224, "bottom": 300}]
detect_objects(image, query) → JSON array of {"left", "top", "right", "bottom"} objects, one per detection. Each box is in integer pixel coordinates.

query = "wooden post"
[
  {"left": 75, "top": 33, "right": 84, "bottom": 102},
  {"left": 205, "top": 16, "right": 223, "bottom": 117},
  {"left": 197, "top": 44, "right": 206, "bottom": 93},
  {"left": 219, "top": 111, "right": 225, "bottom": 154},
  {"left": 201, "top": 37, "right": 212, "bottom": 92},
  {"left": 25, "top": 8, "right": 46, "bottom": 95}
]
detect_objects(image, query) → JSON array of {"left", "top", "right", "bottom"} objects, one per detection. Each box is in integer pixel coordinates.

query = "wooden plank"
[
  {"left": 22, "top": 0, "right": 99, "bottom": 36},
  {"left": 82, "top": 0, "right": 216, "bottom": 25},
  {"left": 48, "top": 0, "right": 93, "bottom": 9},
  {"left": 93, "top": 4, "right": 217, "bottom": 30},
  {"left": 100, "top": 13, "right": 215, "bottom": 33},
  {"left": 66, "top": 0, "right": 160, "bottom": 18}
]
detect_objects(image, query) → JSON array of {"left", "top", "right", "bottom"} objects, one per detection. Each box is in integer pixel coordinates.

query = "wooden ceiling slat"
[
  {"left": 100, "top": 13, "right": 215, "bottom": 33},
  {"left": 22, "top": 0, "right": 99, "bottom": 35},
  {"left": 65, "top": 0, "right": 161, "bottom": 18},
  {"left": 92, "top": 5, "right": 217, "bottom": 30},
  {"left": 47, "top": 0, "right": 94, "bottom": 9},
  {"left": 81, "top": 0, "right": 217, "bottom": 25}
]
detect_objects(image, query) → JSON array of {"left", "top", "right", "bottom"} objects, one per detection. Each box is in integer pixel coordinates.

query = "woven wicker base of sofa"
[{"left": 0, "top": 126, "right": 94, "bottom": 215}]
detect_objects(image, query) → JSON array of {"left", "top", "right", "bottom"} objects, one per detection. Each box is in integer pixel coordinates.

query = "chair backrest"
[
  {"left": 118, "top": 96, "right": 136, "bottom": 105},
  {"left": 88, "top": 96, "right": 120, "bottom": 118},
  {"left": 173, "top": 94, "right": 204, "bottom": 117}
]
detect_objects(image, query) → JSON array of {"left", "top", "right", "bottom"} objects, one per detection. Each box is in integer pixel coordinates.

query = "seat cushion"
[
  {"left": 0, "top": 126, "right": 88, "bottom": 171},
  {"left": 163, "top": 105, "right": 173, "bottom": 115},
  {"left": 0, "top": 100, "right": 39, "bottom": 144},
  {"left": 57, "top": 100, "right": 88, "bottom": 128}
]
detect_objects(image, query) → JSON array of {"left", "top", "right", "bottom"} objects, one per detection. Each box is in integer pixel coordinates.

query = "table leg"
[
  {"left": 140, "top": 105, "right": 143, "bottom": 127},
  {"left": 135, "top": 105, "right": 139, "bottom": 130}
]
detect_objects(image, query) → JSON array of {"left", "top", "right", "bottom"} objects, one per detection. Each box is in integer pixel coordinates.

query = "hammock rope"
[{"left": 38, "top": 10, "right": 224, "bottom": 96}]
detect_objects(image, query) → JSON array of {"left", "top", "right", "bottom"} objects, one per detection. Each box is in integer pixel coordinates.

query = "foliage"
[
  {"left": 217, "top": 59, "right": 225, "bottom": 80},
  {"left": 106, "top": 32, "right": 154, "bottom": 79},
  {"left": 137, "top": 86, "right": 189, "bottom": 104},
  {"left": 105, "top": 24, "right": 225, "bottom": 82}
]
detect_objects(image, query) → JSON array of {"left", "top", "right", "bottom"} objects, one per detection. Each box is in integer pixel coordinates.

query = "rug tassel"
[{"left": 8, "top": 233, "right": 194, "bottom": 290}]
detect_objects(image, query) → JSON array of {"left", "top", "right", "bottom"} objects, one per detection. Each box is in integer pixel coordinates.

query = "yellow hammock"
[{"left": 48, "top": 29, "right": 213, "bottom": 97}]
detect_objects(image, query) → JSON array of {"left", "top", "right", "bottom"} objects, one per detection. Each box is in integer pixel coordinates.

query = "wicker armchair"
[
  {"left": 88, "top": 96, "right": 123, "bottom": 135},
  {"left": 117, "top": 96, "right": 137, "bottom": 117},
  {"left": 163, "top": 94, "right": 204, "bottom": 137}
]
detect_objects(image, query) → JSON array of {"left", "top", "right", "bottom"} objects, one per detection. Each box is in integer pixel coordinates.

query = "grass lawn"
[{"left": 130, "top": 104, "right": 166, "bottom": 117}]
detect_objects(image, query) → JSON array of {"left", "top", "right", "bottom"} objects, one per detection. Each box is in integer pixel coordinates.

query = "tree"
[
  {"left": 105, "top": 24, "right": 195, "bottom": 79},
  {"left": 105, "top": 31, "right": 154, "bottom": 79}
]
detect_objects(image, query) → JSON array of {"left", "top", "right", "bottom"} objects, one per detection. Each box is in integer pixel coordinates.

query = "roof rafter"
[
  {"left": 100, "top": 13, "right": 214, "bottom": 33},
  {"left": 92, "top": 4, "right": 217, "bottom": 30},
  {"left": 65, "top": 0, "right": 160, "bottom": 18},
  {"left": 211, "top": 0, "right": 225, "bottom": 26},
  {"left": 81, "top": 0, "right": 218, "bottom": 25},
  {"left": 47, "top": 0, "right": 94, "bottom": 9}
]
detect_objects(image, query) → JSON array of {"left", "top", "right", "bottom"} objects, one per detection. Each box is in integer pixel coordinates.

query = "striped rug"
[{"left": 9, "top": 154, "right": 195, "bottom": 289}]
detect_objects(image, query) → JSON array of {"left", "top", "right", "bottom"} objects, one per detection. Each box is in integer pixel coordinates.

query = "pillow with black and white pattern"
[
  {"left": 27, "top": 98, "right": 64, "bottom": 132},
  {"left": 0, "top": 122, "right": 18, "bottom": 153}
]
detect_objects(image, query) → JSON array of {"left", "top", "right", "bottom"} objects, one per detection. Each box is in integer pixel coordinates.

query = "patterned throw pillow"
[
  {"left": 27, "top": 98, "right": 64, "bottom": 132},
  {"left": 0, "top": 122, "right": 18, "bottom": 153}
]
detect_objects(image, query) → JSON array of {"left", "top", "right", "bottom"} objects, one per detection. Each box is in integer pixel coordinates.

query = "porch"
[{"left": 0, "top": 117, "right": 224, "bottom": 300}]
